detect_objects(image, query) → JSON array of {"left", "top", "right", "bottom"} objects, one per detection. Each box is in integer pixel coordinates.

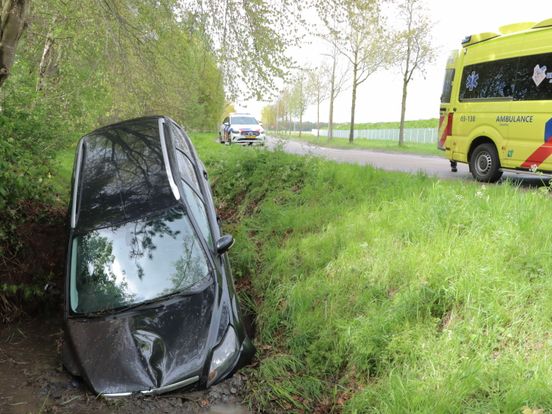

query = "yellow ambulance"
[{"left": 439, "top": 19, "right": 552, "bottom": 182}]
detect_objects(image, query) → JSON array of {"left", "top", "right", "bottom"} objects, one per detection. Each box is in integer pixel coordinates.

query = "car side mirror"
[
  {"left": 259, "top": 122, "right": 263, "bottom": 127},
  {"left": 216, "top": 234, "right": 234, "bottom": 254}
]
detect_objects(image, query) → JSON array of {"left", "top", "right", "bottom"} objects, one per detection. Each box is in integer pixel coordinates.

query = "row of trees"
[{"left": 262, "top": 0, "right": 435, "bottom": 146}]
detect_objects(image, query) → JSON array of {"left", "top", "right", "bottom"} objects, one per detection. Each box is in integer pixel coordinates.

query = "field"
[{"left": 54, "top": 135, "right": 552, "bottom": 413}]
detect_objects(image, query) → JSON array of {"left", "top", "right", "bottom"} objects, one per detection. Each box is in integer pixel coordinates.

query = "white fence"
[{"left": 313, "top": 128, "right": 438, "bottom": 144}]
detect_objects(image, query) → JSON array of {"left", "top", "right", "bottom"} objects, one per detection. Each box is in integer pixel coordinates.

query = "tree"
[
  {"left": 178, "top": 0, "right": 305, "bottom": 100},
  {"left": 335, "top": 0, "right": 388, "bottom": 143},
  {"left": 316, "top": 2, "right": 351, "bottom": 141},
  {"left": 325, "top": 44, "right": 349, "bottom": 141},
  {"left": 0, "top": 0, "right": 30, "bottom": 88},
  {"left": 289, "top": 71, "right": 308, "bottom": 137},
  {"left": 306, "top": 64, "right": 330, "bottom": 140},
  {"left": 261, "top": 104, "right": 277, "bottom": 130},
  {"left": 395, "top": 0, "right": 435, "bottom": 146}
]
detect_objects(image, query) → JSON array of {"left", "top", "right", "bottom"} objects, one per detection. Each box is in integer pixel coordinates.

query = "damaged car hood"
[{"left": 65, "top": 283, "right": 215, "bottom": 395}]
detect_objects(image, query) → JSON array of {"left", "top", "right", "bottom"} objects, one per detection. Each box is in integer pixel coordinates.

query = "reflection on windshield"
[
  {"left": 70, "top": 209, "right": 210, "bottom": 314},
  {"left": 231, "top": 116, "right": 257, "bottom": 125}
]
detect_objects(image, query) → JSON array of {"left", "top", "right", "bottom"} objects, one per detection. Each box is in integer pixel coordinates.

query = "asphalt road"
[{"left": 266, "top": 136, "right": 551, "bottom": 187}]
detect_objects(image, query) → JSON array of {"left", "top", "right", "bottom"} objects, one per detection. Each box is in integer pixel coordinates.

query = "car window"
[
  {"left": 79, "top": 118, "right": 175, "bottom": 230},
  {"left": 176, "top": 149, "right": 200, "bottom": 192},
  {"left": 70, "top": 208, "right": 211, "bottom": 314},
  {"left": 169, "top": 123, "right": 194, "bottom": 159},
  {"left": 181, "top": 180, "right": 213, "bottom": 248},
  {"left": 459, "top": 57, "right": 517, "bottom": 101},
  {"left": 230, "top": 116, "right": 257, "bottom": 125},
  {"left": 514, "top": 52, "right": 552, "bottom": 101},
  {"left": 441, "top": 69, "right": 455, "bottom": 103}
]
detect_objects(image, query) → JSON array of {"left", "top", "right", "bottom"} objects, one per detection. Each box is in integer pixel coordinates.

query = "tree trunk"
[
  {"left": 316, "top": 94, "right": 320, "bottom": 140},
  {"left": 37, "top": 30, "right": 55, "bottom": 92},
  {"left": 328, "top": 55, "right": 337, "bottom": 141},
  {"left": 0, "top": 0, "right": 30, "bottom": 88},
  {"left": 399, "top": 78, "right": 408, "bottom": 146},
  {"left": 349, "top": 62, "right": 358, "bottom": 144},
  {"left": 299, "top": 111, "right": 303, "bottom": 138}
]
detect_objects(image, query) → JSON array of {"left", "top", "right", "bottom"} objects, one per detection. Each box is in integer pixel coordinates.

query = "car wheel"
[{"left": 469, "top": 143, "right": 503, "bottom": 182}]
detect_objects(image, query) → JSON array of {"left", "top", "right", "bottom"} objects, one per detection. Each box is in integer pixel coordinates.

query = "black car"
[{"left": 62, "top": 116, "right": 254, "bottom": 396}]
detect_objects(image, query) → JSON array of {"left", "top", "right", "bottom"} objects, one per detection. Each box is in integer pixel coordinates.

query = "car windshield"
[
  {"left": 69, "top": 208, "right": 211, "bottom": 314},
  {"left": 231, "top": 116, "right": 257, "bottom": 125}
]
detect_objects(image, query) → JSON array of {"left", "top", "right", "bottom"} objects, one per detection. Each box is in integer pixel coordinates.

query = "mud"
[{"left": 0, "top": 317, "right": 250, "bottom": 414}]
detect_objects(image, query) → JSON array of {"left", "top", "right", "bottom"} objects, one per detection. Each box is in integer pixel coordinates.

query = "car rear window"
[{"left": 78, "top": 118, "right": 176, "bottom": 230}]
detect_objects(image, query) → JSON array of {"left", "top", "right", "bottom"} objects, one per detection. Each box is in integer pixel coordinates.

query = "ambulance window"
[
  {"left": 514, "top": 53, "right": 552, "bottom": 101},
  {"left": 441, "top": 69, "right": 455, "bottom": 103},
  {"left": 460, "top": 59, "right": 516, "bottom": 101}
]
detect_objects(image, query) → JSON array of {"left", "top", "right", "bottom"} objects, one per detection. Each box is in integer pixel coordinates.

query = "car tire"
[{"left": 469, "top": 143, "right": 503, "bottom": 182}]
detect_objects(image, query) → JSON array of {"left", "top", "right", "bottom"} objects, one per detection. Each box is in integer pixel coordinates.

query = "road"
[{"left": 266, "top": 136, "right": 551, "bottom": 187}]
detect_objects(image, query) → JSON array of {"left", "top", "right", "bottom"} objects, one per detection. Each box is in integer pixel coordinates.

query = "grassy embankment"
[{"left": 55, "top": 135, "right": 552, "bottom": 412}]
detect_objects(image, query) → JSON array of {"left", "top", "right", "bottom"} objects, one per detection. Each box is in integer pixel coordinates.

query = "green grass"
[
  {"left": 272, "top": 132, "right": 444, "bottom": 157},
  {"left": 333, "top": 118, "right": 438, "bottom": 130},
  {"left": 190, "top": 135, "right": 552, "bottom": 413},
  {"left": 52, "top": 133, "right": 552, "bottom": 413},
  {"left": 52, "top": 146, "right": 76, "bottom": 200}
]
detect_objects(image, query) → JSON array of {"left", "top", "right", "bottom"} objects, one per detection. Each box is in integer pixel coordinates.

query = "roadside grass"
[
  {"left": 191, "top": 134, "right": 552, "bottom": 413},
  {"left": 271, "top": 132, "right": 443, "bottom": 157},
  {"left": 51, "top": 133, "right": 552, "bottom": 412},
  {"left": 52, "top": 146, "right": 76, "bottom": 200}
]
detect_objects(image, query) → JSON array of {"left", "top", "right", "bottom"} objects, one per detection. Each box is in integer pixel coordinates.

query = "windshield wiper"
[{"left": 74, "top": 289, "right": 195, "bottom": 319}]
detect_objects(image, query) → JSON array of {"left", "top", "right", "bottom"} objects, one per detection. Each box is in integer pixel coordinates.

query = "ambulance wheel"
[{"left": 469, "top": 143, "right": 503, "bottom": 183}]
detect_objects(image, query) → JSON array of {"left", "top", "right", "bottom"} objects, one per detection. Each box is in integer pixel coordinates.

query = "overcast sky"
[{"left": 237, "top": 0, "right": 549, "bottom": 124}]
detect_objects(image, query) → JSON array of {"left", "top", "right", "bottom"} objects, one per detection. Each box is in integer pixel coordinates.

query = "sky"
[{"left": 236, "top": 0, "right": 550, "bottom": 124}]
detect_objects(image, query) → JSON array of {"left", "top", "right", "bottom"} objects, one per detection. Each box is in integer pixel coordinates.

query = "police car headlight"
[{"left": 208, "top": 327, "right": 238, "bottom": 385}]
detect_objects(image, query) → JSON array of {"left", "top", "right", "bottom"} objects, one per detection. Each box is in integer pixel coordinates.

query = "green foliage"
[
  {"left": 192, "top": 136, "right": 552, "bottom": 413},
  {"left": 1, "top": 0, "right": 225, "bottom": 134},
  {"left": 0, "top": 106, "right": 66, "bottom": 214}
]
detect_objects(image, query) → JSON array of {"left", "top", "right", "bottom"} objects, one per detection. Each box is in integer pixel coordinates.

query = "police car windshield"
[{"left": 231, "top": 116, "right": 257, "bottom": 125}]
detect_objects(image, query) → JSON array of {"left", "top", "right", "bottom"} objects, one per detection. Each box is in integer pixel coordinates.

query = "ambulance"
[{"left": 439, "top": 19, "right": 552, "bottom": 182}]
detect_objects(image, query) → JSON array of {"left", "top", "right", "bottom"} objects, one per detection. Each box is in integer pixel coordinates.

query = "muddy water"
[{"left": 0, "top": 318, "right": 250, "bottom": 414}]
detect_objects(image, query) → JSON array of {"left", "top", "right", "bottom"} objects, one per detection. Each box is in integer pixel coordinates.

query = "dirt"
[{"left": 0, "top": 317, "right": 250, "bottom": 414}]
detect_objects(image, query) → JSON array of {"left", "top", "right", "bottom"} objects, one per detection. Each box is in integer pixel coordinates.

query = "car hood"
[
  {"left": 231, "top": 124, "right": 262, "bottom": 131},
  {"left": 64, "top": 283, "right": 215, "bottom": 395}
]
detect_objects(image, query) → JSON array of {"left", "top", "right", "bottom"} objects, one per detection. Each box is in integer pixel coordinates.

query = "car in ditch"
[
  {"left": 219, "top": 113, "right": 266, "bottom": 145},
  {"left": 63, "top": 116, "right": 254, "bottom": 397}
]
